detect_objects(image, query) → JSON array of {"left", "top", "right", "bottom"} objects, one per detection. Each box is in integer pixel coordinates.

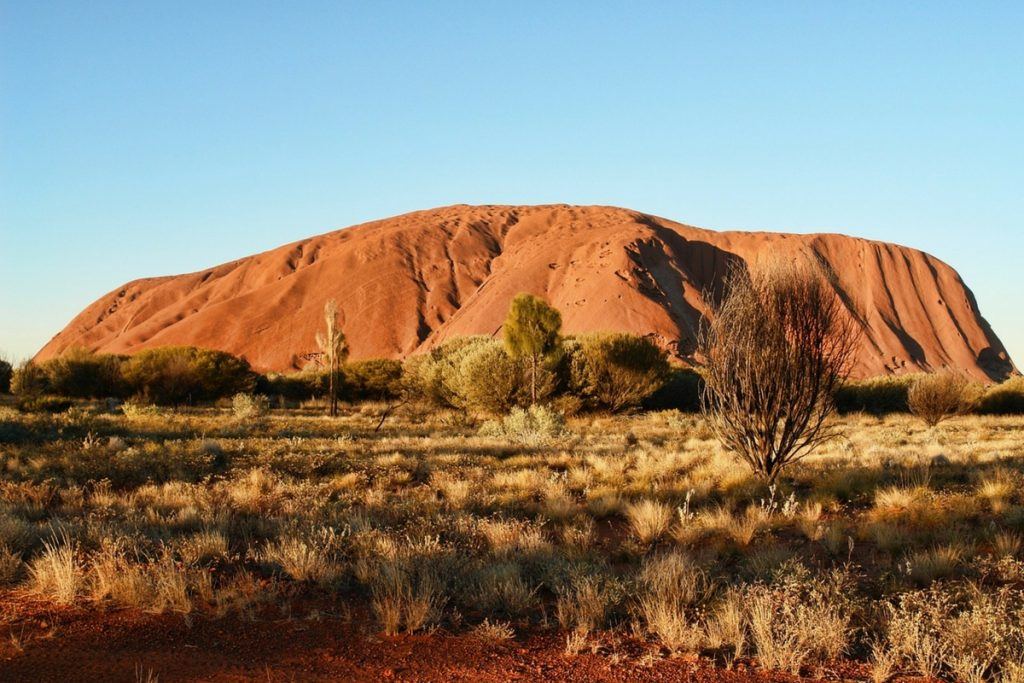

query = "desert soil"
[{"left": 0, "top": 593, "right": 831, "bottom": 682}]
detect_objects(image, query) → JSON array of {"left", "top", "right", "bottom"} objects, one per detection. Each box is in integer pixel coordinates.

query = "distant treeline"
[
  {"left": 2, "top": 334, "right": 697, "bottom": 413},
  {"left": 2, "top": 342, "right": 1021, "bottom": 415}
]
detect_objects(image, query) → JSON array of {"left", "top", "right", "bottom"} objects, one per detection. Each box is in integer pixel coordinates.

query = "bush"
[
  {"left": 122, "top": 346, "right": 256, "bottom": 405},
  {"left": 834, "top": 375, "right": 918, "bottom": 414},
  {"left": 38, "top": 348, "right": 126, "bottom": 398},
  {"left": 343, "top": 359, "right": 404, "bottom": 401},
  {"left": 456, "top": 340, "right": 525, "bottom": 414},
  {"left": 977, "top": 377, "right": 1024, "bottom": 415},
  {"left": 403, "top": 337, "right": 486, "bottom": 407},
  {"left": 10, "top": 361, "right": 49, "bottom": 397},
  {"left": 700, "top": 261, "right": 857, "bottom": 483},
  {"left": 405, "top": 337, "right": 554, "bottom": 411},
  {"left": 567, "top": 333, "right": 669, "bottom": 412},
  {"left": 480, "top": 405, "right": 565, "bottom": 445},
  {"left": 121, "top": 399, "right": 160, "bottom": 419},
  {"left": 232, "top": 392, "right": 269, "bottom": 419},
  {"left": 0, "top": 358, "right": 12, "bottom": 394},
  {"left": 908, "top": 372, "right": 980, "bottom": 426}
]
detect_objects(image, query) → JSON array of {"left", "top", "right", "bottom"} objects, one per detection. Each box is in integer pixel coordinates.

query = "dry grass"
[
  {"left": 2, "top": 403, "right": 1024, "bottom": 676},
  {"left": 28, "top": 534, "right": 83, "bottom": 604},
  {"left": 625, "top": 499, "right": 672, "bottom": 544}
]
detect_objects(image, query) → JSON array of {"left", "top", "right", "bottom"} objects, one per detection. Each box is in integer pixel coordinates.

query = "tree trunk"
[
  {"left": 328, "top": 356, "right": 337, "bottom": 417},
  {"left": 530, "top": 355, "right": 537, "bottom": 404}
]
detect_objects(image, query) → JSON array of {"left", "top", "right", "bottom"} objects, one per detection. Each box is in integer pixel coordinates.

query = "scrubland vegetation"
[
  {"left": 2, "top": 401, "right": 1024, "bottom": 680},
  {"left": 4, "top": 283, "right": 1024, "bottom": 680}
]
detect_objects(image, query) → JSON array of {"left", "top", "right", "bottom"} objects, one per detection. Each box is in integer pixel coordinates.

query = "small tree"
[
  {"left": 700, "top": 260, "right": 858, "bottom": 483},
  {"left": 503, "top": 293, "right": 563, "bottom": 404},
  {"left": 908, "top": 371, "right": 979, "bottom": 426},
  {"left": 316, "top": 299, "right": 348, "bottom": 417}
]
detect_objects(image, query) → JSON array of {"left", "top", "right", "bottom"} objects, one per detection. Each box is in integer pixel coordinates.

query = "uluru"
[{"left": 36, "top": 204, "right": 1016, "bottom": 381}]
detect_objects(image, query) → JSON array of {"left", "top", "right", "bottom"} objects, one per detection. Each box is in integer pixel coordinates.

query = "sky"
[{"left": 1, "top": 1, "right": 1022, "bottom": 365}]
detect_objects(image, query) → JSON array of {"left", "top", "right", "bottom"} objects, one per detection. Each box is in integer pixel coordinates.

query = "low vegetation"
[
  {"left": 3, "top": 290, "right": 1023, "bottom": 678},
  {"left": 1, "top": 400, "right": 1024, "bottom": 679}
]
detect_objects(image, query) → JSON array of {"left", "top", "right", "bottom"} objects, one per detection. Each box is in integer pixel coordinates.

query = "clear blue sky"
[{"left": 2, "top": 1, "right": 1021, "bottom": 365}]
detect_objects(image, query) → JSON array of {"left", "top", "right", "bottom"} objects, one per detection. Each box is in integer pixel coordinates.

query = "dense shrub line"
[
  {"left": 6, "top": 343, "right": 1022, "bottom": 415},
  {"left": 5, "top": 333, "right": 675, "bottom": 413},
  {"left": 837, "top": 373, "right": 1024, "bottom": 416}
]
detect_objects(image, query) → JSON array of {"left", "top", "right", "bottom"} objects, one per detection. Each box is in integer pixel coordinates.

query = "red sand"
[
  {"left": 37, "top": 204, "right": 1015, "bottom": 380},
  {"left": 0, "top": 594, "right": 828, "bottom": 682}
]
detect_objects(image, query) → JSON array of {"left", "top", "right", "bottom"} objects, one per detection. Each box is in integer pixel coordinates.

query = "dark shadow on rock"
[
  {"left": 882, "top": 318, "right": 928, "bottom": 369},
  {"left": 628, "top": 213, "right": 746, "bottom": 356}
]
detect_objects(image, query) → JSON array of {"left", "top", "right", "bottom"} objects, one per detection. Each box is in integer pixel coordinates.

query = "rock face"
[{"left": 36, "top": 204, "right": 1016, "bottom": 380}]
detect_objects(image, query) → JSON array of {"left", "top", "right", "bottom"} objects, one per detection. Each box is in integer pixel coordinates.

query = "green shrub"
[
  {"left": 267, "top": 359, "right": 404, "bottom": 404},
  {"left": 456, "top": 340, "right": 525, "bottom": 414},
  {"left": 567, "top": 333, "right": 669, "bottom": 412},
  {"left": 122, "top": 346, "right": 256, "bottom": 405},
  {"left": 406, "top": 337, "right": 557, "bottom": 413},
  {"left": 977, "top": 377, "right": 1024, "bottom": 415},
  {"left": 10, "top": 361, "right": 49, "bottom": 397},
  {"left": 38, "top": 348, "right": 126, "bottom": 398},
  {"left": 480, "top": 405, "right": 565, "bottom": 445},
  {"left": 0, "top": 358, "right": 12, "bottom": 394},
  {"left": 405, "top": 337, "right": 499, "bottom": 407},
  {"left": 834, "top": 375, "right": 919, "bottom": 414},
  {"left": 343, "top": 359, "right": 404, "bottom": 401}
]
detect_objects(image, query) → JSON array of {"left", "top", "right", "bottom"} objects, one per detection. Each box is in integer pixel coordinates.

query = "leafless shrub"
[
  {"left": 471, "top": 618, "right": 515, "bottom": 641},
  {"left": 908, "top": 372, "right": 980, "bottom": 427},
  {"left": 700, "top": 259, "right": 858, "bottom": 483}
]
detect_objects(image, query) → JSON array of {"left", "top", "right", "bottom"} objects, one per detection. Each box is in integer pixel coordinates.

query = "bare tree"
[
  {"left": 908, "top": 371, "right": 979, "bottom": 426},
  {"left": 700, "top": 259, "right": 859, "bottom": 483},
  {"left": 316, "top": 299, "right": 348, "bottom": 417}
]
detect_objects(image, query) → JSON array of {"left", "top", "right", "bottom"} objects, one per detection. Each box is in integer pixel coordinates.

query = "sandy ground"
[{"left": 0, "top": 593, "right": 822, "bottom": 682}]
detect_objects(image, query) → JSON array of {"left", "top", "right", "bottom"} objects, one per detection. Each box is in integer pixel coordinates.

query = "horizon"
[{"left": 2, "top": 2, "right": 1022, "bottom": 366}]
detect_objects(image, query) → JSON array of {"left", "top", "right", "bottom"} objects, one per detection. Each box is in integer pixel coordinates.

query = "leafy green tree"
[{"left": 503, "top": 293, "right": 563, "bottom": 404}]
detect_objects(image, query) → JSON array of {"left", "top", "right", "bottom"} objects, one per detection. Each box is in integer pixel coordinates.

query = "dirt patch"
[{"left": 0, "top": 594, "right": 799, "bottom": 682}]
